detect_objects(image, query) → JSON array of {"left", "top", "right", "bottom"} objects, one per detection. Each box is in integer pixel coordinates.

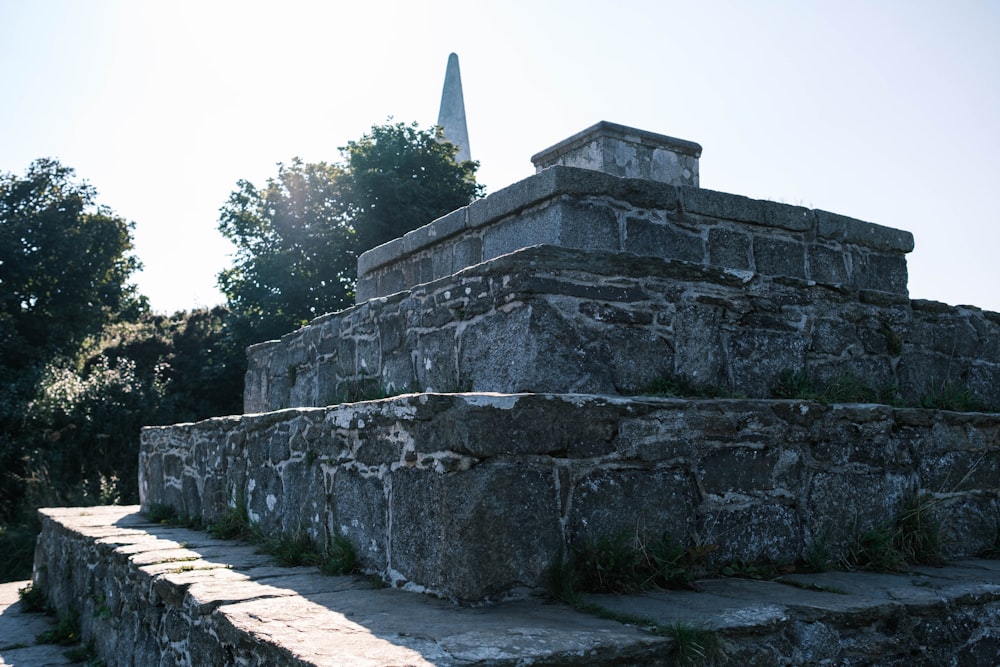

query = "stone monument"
[
  {"left": 30, "top": 120, "right": 1000, "bottom": 665},
  {"left": 437, "top": 52, "right": 471, "bottom": 163}
]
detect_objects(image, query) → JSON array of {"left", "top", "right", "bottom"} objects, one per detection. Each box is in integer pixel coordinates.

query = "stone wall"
[
  {"left": 246, "top": 246, "right": 1000, "bottom": 415},
  {"left": 354, "top": 165, "right": 914, "bottom": 303},
  {"left": 141, "top": 392, "right": 1000, "bottom": 603}
]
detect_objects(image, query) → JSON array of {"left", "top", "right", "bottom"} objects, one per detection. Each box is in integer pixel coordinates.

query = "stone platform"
[{"left": 30, "top": 505, "right": 1000, "bottom": 666}]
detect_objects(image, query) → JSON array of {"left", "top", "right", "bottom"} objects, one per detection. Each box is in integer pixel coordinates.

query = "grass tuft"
[
  {"left": 550, "top": 531, "right": 711, "bottom": 599},
  {"left": 665, "top": 621, "right": 727, "bottom": 666},
  {"left": 844, "top": 491, "right": 944, "bottom": 571}
]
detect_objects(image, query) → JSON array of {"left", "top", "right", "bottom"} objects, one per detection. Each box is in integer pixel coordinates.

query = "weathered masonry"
[
  {"left": 127, "top": 121, "right": 1000, "bottom": 604},
  {"left": 36, "top": 122, "right": 1000, "bottom": 625}
]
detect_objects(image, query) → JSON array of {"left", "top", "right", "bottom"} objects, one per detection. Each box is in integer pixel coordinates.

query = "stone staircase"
[{"left": 29, "top": 122, "right": 1000, "bottom": 665}]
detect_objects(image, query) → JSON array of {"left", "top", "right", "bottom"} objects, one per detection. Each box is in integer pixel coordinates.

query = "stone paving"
[{"left": 0, "top": 580, "right": 83, "bottom": 666}]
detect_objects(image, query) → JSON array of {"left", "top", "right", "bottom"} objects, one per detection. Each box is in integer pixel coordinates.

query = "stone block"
[
  {"left": 556, "top": 198, "right": 620, "bottom": 250},
  {"left": 697, "top": 446, "right": 795, "bottom": 496},
  {"left": 761, "top": 201, "right": 814, "bottom": 232},
  {"left": 673, "top": 302, "right": 727, "bottom": 389},
  {"left": 728, "top": 331, "right": 808, "bottom": 397},
  {"left": 623, "top": 216, "right": 704, "bottom": 263},
  {"left": 805, "top": 471, "right": 911, "bottom": 553},
  {"left": 375, "top": 268, "right": 406, "bottom": 298},
  {"left": 708, "top": 227, "right": 752, "bottom": 270},
  {"left": 452, "top": 235, "right": 483, "bottom": 270},
  {"left": 570, "top": 467, "right": 696, "bottom": 542},
  {"left": 389, "top": 461, "right": 560, "bottom": 602},
  {"left": 807, "top": 244, "right": 849, "bottom": 286},
  {"left": 703, "top": 501, "right": 801, "bottom": 564},
  {"left": 331, "top": 469, "right": 388, "bottom": 571},
  {"left": 680, "top": 187, "right": 767, "bottom": 225},
  {"left": 481, "top": 204, "right": 561, "bottom": 261},
  {"left": 358, "top": 237, "right": 405, "bottom": 277},
  {"left": 413, "top": 329, "right": 459, "bottom": 392},
  {"left": 754, "top": 235, "right": 807, "bottom": 280},
  {"left": 815, "top": 210, "right": 915, "bottom": 253},
  {"left": 852, "top": 251, "right": 909, "bottom": 295},
  {"left": 530, "top": 121, "right": 701, "bottom": 187},
  {"left": 402, "top": 208, "right": 467, "bottom": 254}
]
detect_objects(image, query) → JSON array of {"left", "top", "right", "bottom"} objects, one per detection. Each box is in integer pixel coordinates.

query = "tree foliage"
[
  {"left": 218, "top": 160, "right": 355, "bottom": 343},
  {"left": 345, "top": 121, "right": 483, "bottom": 252},
  {"left": 217, "top": 121, "right": 483, "bottom": 347},
  {"left": 0, "top": 158, "right": 143, "bottom": 369},
  {"left": 0, "top": 160, "right": 244, "bottom": 581}
]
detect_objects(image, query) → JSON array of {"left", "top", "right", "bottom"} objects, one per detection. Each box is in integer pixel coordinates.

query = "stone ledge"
[{"left": 31, "top": 506, "right": 1000, "bottom": 665}]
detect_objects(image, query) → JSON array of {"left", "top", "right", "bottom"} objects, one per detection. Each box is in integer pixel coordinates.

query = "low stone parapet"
[
  {"left": 141, "top": 393, "right": 1000, "bottom": 603},
  {"left": 31, "top": 504, "right": 1000, "bottom": 665},
  {"left": 31, "top": 506, "right": 665, "bottom": 665}
]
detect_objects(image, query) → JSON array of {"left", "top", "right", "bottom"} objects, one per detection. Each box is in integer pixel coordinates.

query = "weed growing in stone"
[
  {"left": 665, "top": 621, "right": 726, "bottom": 666},
  {"left": 551, "top": 531, "right": 709, "bottom": 598},
  {"left": 36, "top": 610, "right": 81, "bottom": 646},
  {"left": 145, "top": 503, "right": 178, "bottom": 524},
  {"left": 548, "top": 555, "right": 725, "bottom": 666},
  {"left": 634, "top": 375, "right": 738, "bottom": 400},
  {"left": 771, "top": 368, "right": 999, "bottom": 412},
  {"left": 143, "top": 503, "right": 204, "bottom": 530},
  {"left": 92, "top": 594, "right": 112, "bottom": 619},
  {"left": 771, "top": 369, "right": 897, "bottom": 405},
  {"left": 320, "top": 534, "right": 358, "bottom": 575},
  {"left": 147, "top": 499, "right": 360, "bottom": 578},
  {"left": 844, "top": 492, "right": 944, "bottom": 571},
  {"left": 17, "top": 583, "right": 48, "bottom": 613},
  {"left": 328, "top": 379, "right": 392, "bottom": 405},
  {"left": 64, "top": 639, "right": 103, "bottom": 666},
  {"left": 720, "top": 558, "right": 776, "bottom": 580},
  {"left": 919, "top": 383, "right": 990, "bottom": 412},
  {"left": 208, "top": 502, "right": 256, "bottom": 541},
  {"left": 803, "top": 535, "right": 836, "bottom": 572}
]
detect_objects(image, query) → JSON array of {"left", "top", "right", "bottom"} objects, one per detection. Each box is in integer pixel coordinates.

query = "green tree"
[
  {"left": 0, "top": 158, "right": 143, "bottom": 369},
  {"left": 0, "top": 159, "right": 148, "bottom": 581},
  {"left": 218, "top": 160, "right": 355, "bottom": 344},
  {"left": 217, "top": 121, "right": 482, "bottom": 348},
  {"left": 345, "top": 121, "right": 483, "bottom": 251}
]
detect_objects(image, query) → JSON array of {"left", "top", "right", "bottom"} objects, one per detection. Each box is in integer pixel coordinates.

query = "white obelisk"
[{"left": 437, "top": 53, "right": 471, "bottom": 163}]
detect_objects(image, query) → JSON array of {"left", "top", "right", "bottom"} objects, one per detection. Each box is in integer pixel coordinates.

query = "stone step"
[
  {"left": 32, "top": 505, "right": 1000, "bottom": 665},
  {"left": 141, "top": 392, "right": 1000, "bottom": 603}
]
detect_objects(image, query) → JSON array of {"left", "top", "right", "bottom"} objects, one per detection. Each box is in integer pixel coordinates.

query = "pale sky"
[{"left": 2, "top": 0, "right": 998, "bottom": 314}]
